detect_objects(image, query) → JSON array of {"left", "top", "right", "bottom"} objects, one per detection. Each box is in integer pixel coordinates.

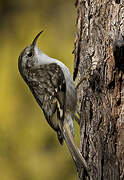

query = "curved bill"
[{"left": 31, "top": 30, "right": 44, "bottom": 47}]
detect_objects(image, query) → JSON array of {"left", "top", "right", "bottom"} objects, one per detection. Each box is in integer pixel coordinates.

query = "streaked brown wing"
[{"left": 27, "top": 63, "right": 66, "bottom": 143}]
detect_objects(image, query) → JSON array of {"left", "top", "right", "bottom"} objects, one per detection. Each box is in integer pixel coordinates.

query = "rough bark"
[{"left": 74, "top": 0, "right": 124, "bottom": 179}]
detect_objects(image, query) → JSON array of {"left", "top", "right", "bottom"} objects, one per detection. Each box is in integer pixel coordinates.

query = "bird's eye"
[{"left": 27, "top": 52, "right": 33, "bottom": 57}]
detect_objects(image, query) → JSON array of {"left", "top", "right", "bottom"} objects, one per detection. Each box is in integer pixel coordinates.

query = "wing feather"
[{"left": 27, "top": 63, "right": 66, "bottom": 144}]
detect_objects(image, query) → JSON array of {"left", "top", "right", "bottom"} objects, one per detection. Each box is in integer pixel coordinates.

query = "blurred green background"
[{"left": 0, "top": 0, "right": 78, "bottom": 179}]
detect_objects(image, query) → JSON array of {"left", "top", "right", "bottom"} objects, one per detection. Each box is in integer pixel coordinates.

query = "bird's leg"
[
  {"left": 76, "top": 65, "right": 93, "bottom": 89},
  {"left": 76, "top": 76, "right": 87, "bottom": 89}
]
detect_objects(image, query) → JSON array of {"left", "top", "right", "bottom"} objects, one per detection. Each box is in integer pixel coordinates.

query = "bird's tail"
[{"left": 63, "top": 120, "right": 88, "bottom": 172}]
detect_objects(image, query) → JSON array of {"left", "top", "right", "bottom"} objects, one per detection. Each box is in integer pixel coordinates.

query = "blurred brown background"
[{"left": 0, "top": 0, "right": 77, "bottom": 179}]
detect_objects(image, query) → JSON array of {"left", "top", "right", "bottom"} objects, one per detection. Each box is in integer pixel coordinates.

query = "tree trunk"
[{"left": 74, "top": 0, "right": 124, "bottom": 179}]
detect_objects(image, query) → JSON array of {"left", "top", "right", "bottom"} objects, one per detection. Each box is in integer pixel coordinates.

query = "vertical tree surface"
[{"left": 74, "top": 0, "right": 124, "bottom": 179}]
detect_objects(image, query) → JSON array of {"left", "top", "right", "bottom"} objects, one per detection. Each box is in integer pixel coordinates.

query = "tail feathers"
[
  {"left": 57, "top": 129, "right": 64, "bottom": 145},
  {"left": 63, "top": 122, "right": 88, "bottom": 171}
]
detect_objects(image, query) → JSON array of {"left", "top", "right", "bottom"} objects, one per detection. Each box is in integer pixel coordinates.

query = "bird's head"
[{"left": 18, "top": 31, "right": 43, "bottom": 78}]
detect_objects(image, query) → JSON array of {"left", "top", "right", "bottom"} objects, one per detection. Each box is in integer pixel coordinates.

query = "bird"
[{"left": 18, "top": 31, "right": 88, "bottom": 170}]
